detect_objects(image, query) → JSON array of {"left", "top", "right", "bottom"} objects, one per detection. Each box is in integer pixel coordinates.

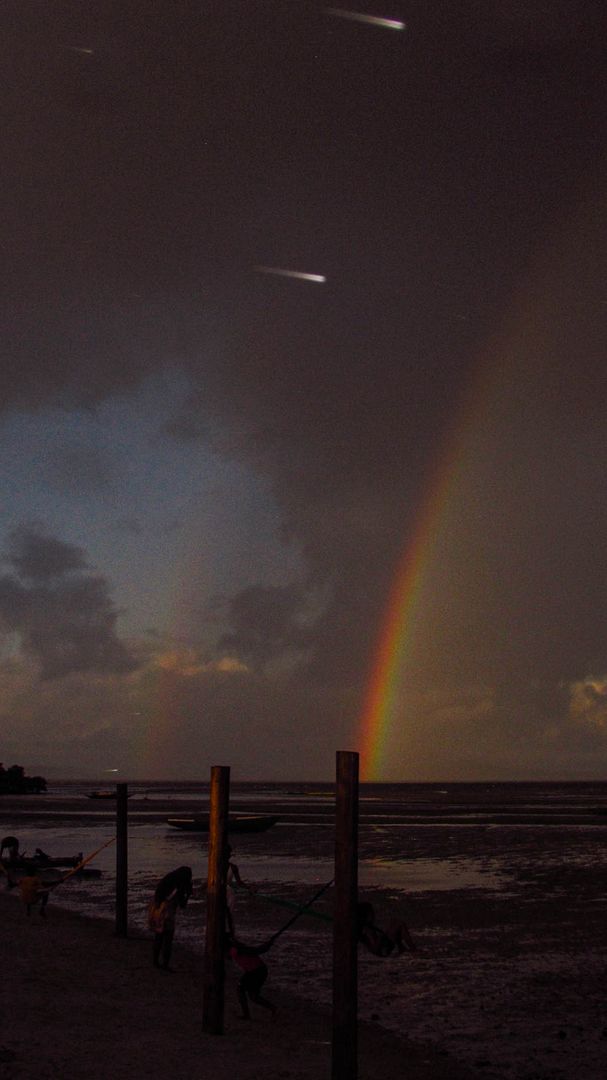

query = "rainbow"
[
  {"left": 356, "top": 177, "right": 596, "bottom": 779},
  {"left": 357, "top": 401, "right": 476, "bottom": 780},
  {"left": 355, "top": 257, "right": 551, "bottom": 779}
]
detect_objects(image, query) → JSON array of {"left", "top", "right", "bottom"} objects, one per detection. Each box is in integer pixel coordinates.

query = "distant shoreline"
[{"left": 14, "top": 776, "right": 607, "bottom": 785}]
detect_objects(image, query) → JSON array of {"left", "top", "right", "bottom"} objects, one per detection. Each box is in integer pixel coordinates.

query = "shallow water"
[
  {"left": 5, "top": 779, "right": 606, "bottom": 933},
  {"left": 7, "top": 779, "right": 607, "bottom": 1080}
]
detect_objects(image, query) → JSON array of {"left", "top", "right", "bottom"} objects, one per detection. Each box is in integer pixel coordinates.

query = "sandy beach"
[
  {"left": 4, "top": 783, "right": 607, "bottom": 1079},
  {"left": 0, "top": 890, "right": 476, "bottom": 1080},
  {"left": 3, "top": 851, "right": 607, "bottom": 1080}
]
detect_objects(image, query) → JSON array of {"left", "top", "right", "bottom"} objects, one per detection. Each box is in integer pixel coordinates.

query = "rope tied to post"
[{"left": 264, "top": 878, "right": 335, "bottom": 946}]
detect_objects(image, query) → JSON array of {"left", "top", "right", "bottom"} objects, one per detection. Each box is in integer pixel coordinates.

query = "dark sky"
[{"left": 1, "top": 1, "right": 607, "bottom": 779}]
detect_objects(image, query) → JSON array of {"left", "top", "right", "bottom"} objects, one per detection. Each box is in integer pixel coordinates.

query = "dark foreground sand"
[
  {"left": 4, "top": 822, "right": 607, "bottom": 1080},
  {"left": 0, "top": 891, "right": 476, "bottom": 1080}
]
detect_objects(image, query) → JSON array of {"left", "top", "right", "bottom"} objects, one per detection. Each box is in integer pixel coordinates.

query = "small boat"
[
  {"left": 167, "top": 814, "right": 278, "bottom": 834},
  {"left": 86, "top": 790, "right": 133, "bottom": 800},
  {"left": 22, "top": 850, "right": 83, "bottom": 868}
]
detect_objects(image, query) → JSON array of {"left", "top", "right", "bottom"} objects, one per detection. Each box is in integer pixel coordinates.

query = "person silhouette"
[
  {"left": 0, "top": 836, "right": 20, "bottom": 889},
  {"left": 356, "top": 901, "right": 415, "bottom": 956},
  {"left": 225, "top": 931, "right": 276, "bottom": 1019}
]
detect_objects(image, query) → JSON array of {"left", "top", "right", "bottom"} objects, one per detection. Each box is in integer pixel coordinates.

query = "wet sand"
[
  {"left": 236, "top": 831, "right": 607, "bottom": 1080},
  {"left": 0, "top": 890, "right": 475, "bottom": 1080},
  {"left": 3, "top": 851, "right": 607, "bottom": 1080},
  {"left": 4, "top": 786, "right": 607, "bottom": 1079}
]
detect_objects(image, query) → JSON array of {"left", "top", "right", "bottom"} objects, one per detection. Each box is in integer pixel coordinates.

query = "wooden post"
[
  {"left": 202, "top": 765, "right": 230, "bottom": 1034},
  {"left": 332, "top": 751, "right": 359, "bottom": 1080},
  {"left": 115, "top": 782, "right": 128, "bottom": 937}
]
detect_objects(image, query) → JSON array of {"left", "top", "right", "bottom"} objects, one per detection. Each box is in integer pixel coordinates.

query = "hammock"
[
  {"left": 252, "top": 889, "right": 333, "bottom": 923},
  {"left": 266, "top": 879, "right": 334, "bottom": 944}
]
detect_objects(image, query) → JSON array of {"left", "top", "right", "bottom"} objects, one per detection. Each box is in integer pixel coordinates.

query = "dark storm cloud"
[
  {"left": 0, "top": 527, "right": 136, "bottom": 679},
  {"left": 6, "top": 525, "right": 88, "bottom": 582},
  {"left": 218, "top": 584, "right": 313, "bottom": 667},
  {"left": 2, "top": 1, "right": 607, "bottom": 770},
  {"left": 3, "top": 1, "right": 605, "bottom": 418}
]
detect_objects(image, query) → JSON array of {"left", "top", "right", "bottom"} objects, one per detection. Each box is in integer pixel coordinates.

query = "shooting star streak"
[
  {"left": 255, "top": 266, "right": 326, "bottom": 283},
  {"left": 64, "top": 45, "right": 95, "bottom": 55},
  {"left": 324, "top": 8, "right": 406, "bottom": 30}
]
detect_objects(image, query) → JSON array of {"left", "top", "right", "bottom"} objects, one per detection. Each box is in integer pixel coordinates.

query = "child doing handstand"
[{"left": 226, "top": 932, "right": 276, "bottom": 1019}]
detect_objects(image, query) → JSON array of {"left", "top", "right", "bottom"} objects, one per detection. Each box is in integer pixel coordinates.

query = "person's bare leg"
[
  {"left": 161, "top": 926, "right": 175, "bottom": 969},
  {"left": 237, "top": 984, "right": 250, "bottom": 1019},
  {"left": 250, "top": 992, "right": 276, "bottom": 1015},
  {"left": 153, "top": 933, "right": 163, "bottom": 967}
]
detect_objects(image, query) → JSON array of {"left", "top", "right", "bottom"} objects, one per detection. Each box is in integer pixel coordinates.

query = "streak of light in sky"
[
  {"left": 255, "top": 266, "right": 327, "bottom": 283},
  {"left": 324, "top": 8, "right": 406, "bottom": 31},
  {"left": 64, "top": 45, "right": 95, "bottom": 55}
]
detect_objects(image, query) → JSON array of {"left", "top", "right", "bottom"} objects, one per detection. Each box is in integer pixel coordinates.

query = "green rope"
[
  {"left": 253, "top": 890, "right": 333, "bottom": 923},
  {"left": 266, "top": 879, "right": 335, "bottom": 942}
]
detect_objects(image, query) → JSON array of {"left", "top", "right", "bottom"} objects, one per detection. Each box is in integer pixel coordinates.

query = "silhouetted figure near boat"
[
  {"left": 1, "top": 836, "right": 19, "bottom": 861},
  {"left": 1, "top": 836, "right": 20, "bottom": 889},
  {"left": 356, "top": 901, "right": 415, "bottom": 956},
  {"left": 225, "top": 931, "right": 276, "bottom": 1019},
  {"left": 148, "top": 866, "right": 193, "bottom": 971},
  {"left": 19, "top": 872, "right": 49, "bottom": 917}
]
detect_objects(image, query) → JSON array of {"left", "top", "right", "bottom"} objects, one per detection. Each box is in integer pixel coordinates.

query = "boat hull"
[
  {"left": 15, "top": 853, "right": 83, "bottom": 868},
  {"left": 87, "top": 791, "right": 133, "bottom": 799}
]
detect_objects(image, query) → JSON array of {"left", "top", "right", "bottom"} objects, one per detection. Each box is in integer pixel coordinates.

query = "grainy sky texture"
[{"left": 2, "top": 1, "right": 607, "bottom": 779}]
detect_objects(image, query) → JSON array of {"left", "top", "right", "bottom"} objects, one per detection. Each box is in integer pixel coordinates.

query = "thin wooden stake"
[
  {"left": 115, "top": 782, "right": 128, "bottom": 937},
  {"left": 332, "top": 750, "right": 359, "bottom": 1080},
  {"left": 202, "top": 765, "right": 230, "bottom": 1034}
]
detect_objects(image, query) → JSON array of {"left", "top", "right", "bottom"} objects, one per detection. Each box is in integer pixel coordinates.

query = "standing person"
[
  {"left": 225, "top": 932, "right": 276, "bottom": 1019},
  {"left": 0, "top": 836, "right": 20, "bottom": 861},
  {"left": 356, "top": 901, "right": 415, "bottom": 956},
  {"left": 1, "top": 836, "right": 20, "bottom": 889},
  {"left": 148, "top": 866, "right": 193, "bottom": 971},
  {"left": 225, "top": 844, "right": 255, "bottom": 934}
]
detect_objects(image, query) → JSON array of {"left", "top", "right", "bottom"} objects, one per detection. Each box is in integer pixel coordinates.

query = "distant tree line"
[{"left": 0, "top": 763, "right": 47, "bottom": 794}]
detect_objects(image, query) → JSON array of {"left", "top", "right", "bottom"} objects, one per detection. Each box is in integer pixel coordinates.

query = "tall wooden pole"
[
  {"left": 115, "top": 782, "right": 128, "bottom": 937},
  {"left": 332, "top": 750, "right": 359, "bottom": 1080},
  {"left": 202, "top": 765, "right": 230, "bottom": 1034}
]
